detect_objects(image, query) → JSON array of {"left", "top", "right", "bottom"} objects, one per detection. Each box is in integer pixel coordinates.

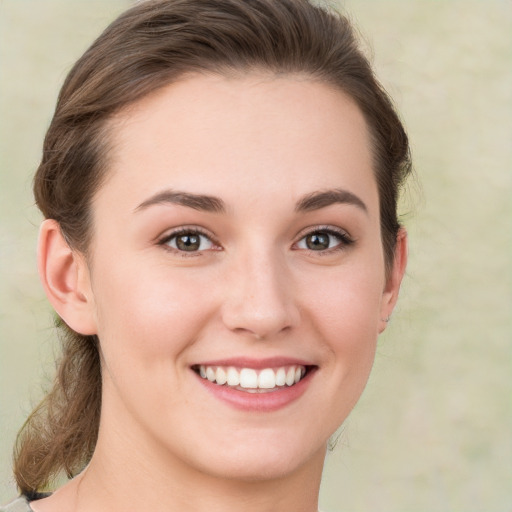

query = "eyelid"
[
  {"left": 294, "top": 224, "right": 353, "bottom": 242},
  {"left": 157, "top": 225, "right": 222, "bottom": 252},
  {"left": 292, "top": 225, "right": 355, "bottom": 252},
  {"left": 155, "top": 224, "right": 354, "bottom": 255}
]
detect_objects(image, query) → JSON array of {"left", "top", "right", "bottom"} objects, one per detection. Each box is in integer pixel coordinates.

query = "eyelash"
[
  {"left": 157, "top": 225, "right": 354, "bottom": 256},
  {"left": 293, "top": 226, "right": 355, "bottom": 255},
  {"left": 158, "top": 227, "right": 220, "bottom": 256}
]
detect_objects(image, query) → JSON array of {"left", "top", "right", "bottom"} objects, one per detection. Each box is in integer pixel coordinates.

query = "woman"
[{"left": 3, "top": 0, "right": 411, "bottom": 510}]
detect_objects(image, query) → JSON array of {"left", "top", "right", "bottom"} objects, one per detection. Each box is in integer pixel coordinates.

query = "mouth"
[{"left": 191, "top": 364, "right": 314, "bottom": 393}]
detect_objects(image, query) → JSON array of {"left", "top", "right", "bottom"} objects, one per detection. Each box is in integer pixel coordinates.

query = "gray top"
[
  {"left": 0, "top": 496, "right": 327, "bottom": 511},
  {"left": 0, "top": 497, "right": 33, "bottom": 512}
]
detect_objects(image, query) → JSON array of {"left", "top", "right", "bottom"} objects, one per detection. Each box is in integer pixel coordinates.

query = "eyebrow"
[
  {"left": 135, "top": 190, "right": 226, "bottom": 213},
  {"left": 134, "top": 187, "right": 367, "bottom": 215},
  {"left": 295, "top": 188, "right": 368, "bottom": 214}
]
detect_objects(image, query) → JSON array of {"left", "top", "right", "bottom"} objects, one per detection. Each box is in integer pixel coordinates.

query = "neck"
[
  {"left": 40, "top": 417, "right": 325, "bottom": 512},
  {"left": 77, "top": 434, "right": 324, "bottom": 512}
]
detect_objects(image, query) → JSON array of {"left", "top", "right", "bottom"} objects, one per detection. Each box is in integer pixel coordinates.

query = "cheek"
[
  {"left": 91, "top": 261, "right": 216, "bottom": 362},
  {"left": 299, "top": 262, "right": 384, "bottom": 340},
  {"left": 306, "top": 268, "right": 383, "bottom": 413},
  {"left": 296, "top": 258, "right": 384, "bottom": 400}
]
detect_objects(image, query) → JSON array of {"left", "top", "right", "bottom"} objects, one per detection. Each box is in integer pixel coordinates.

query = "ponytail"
[{"left": 13, "top": 323, "right": 101, "bottom": 494}]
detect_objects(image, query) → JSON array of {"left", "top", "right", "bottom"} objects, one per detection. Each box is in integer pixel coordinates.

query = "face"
[{"left": 81, "top": 74, "right": 400, "bottom": 481}]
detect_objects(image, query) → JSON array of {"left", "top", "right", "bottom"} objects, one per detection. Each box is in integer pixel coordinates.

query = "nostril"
[{"left": 230, "top": 324, "right": 293, "bottom": 341}]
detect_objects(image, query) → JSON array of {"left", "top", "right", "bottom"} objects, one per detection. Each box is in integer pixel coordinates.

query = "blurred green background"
[{"left": 0, "top": 1, "right": 510, "bottom": 510}]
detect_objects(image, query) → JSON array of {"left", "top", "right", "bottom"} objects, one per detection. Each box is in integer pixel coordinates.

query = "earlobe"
[
  {"left": 38, "top": 219, "right": 97, "bottom": 335},
  {"left": 379, "top": 228, "right": 408, "bottom": 334}
]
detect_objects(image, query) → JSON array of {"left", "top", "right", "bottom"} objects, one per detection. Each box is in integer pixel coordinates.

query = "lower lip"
[{"left": 194, "top": 369, "right": 315, "bottom": 412}]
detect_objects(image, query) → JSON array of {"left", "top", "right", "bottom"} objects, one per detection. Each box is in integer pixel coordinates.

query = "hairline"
[{"left": 75, "top": 69, "right": 388, "bottom": 268}]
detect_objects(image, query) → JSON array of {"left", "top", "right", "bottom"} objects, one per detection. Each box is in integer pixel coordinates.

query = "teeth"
[
  {"left": 216, "top": 367, "right": 227, "bottom": 385},
  {"left": 285, "top": 367, "right": 295, "bottom": 386},
  {"left": 239, "top": 368, "right": 258, "bottom": 389},
  {"left": 206, "top": 367, "right": 216, "bottom": 382},
  {"left": 275, "top": 367, "right": 286, "bottom": 386},
  {"left": 197, "top": 364, "right": 307, "bottom": 390},
  {"left": 226, "top": 367, "right": 240, "bottom": 386},
  {"left": 258, "top": 368, "right": 276, "bottom": 389}
]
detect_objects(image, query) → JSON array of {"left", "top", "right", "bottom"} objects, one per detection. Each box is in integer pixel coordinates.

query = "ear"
[
  {"left": 38, "top": 219, "right": 97, "bottom": 335},
  {"left": 379, "top": 228, "right": 408, "bottom": 334}
]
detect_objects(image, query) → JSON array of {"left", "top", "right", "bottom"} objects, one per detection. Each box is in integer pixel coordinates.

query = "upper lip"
[{"left": 192, "top": 357, "right": 315, "bottom": 369}]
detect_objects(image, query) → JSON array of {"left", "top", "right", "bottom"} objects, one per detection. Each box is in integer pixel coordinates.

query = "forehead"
[{"left": 100, "top": 73, "right": 378, "bottom": 215}]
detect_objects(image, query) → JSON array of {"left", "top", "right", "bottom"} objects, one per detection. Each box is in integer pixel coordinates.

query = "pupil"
[
  {"left": 177, "top": 234, "right": 200, "bottom": 251},
  {"left": 306, "top": 232, "right": 329, "bottom": 250}
]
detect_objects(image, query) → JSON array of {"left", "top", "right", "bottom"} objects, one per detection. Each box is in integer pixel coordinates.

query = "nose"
[{"left": 221, "top": 248, "right": 300, "bottom": 340}]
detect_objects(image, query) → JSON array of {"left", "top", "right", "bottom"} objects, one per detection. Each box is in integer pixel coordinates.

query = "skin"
[{"left": 33, "top": 74, "right": 407, "bottom": 512}]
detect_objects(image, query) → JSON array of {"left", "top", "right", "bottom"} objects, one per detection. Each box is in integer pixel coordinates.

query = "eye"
[
  {"left": 295, "top": 228, "right": 353, "bottom": 252},
  {"left": 160, "top": 229, "right": 216, "bottom": 252}
]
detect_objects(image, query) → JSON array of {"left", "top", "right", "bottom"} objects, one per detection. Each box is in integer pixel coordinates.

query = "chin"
[{"left": 179, "top": 427, "right": 328, "bottom": 483}]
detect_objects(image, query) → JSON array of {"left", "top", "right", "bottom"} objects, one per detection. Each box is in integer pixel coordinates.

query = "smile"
[{"left": 193, "top": 365, "right": 308, "bottom": 392}]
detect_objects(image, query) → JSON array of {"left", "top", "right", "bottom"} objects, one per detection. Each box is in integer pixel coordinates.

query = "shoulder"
[{"left": 0, "top": 496, "right": 33, "bottom": 512}]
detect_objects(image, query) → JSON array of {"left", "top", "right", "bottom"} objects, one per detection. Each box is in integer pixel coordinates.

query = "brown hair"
[{"left": 14, "top": 0, "right": 412, "bottom": 494}]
